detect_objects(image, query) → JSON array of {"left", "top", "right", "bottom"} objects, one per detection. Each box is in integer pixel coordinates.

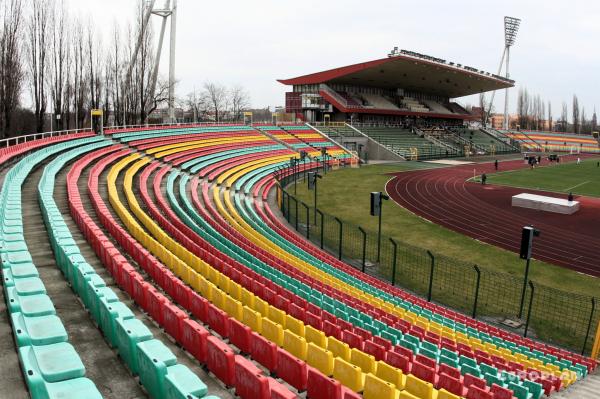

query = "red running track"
[{"left": 385, "top": 155, "right": 600, "bottom": 277}]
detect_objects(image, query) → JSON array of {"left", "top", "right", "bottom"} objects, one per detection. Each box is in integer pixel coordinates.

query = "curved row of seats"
[
  {"left": 504, "top": 130, "right": 600, "bottom": 153},
  {"left": 38, "top": 140, "right": 216, "bottom": 399},
  {"left": 1, "top": 134, "right": 103, "bottom": 399},
  {"left": 95, "top": 125, "right": 596, "bottom": 399},
  {"left": 2, "top": 124, "right": 594, "bottom": 399}
]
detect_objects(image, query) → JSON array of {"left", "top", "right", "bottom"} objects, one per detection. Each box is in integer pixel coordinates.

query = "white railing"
[{"left": 0, "top": 121, "right": 249, "bottom": 148}]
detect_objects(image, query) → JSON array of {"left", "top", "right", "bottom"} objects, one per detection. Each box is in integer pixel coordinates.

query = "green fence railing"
[{"left": 277, "top": 173, "right": 598, "bottom": 355}]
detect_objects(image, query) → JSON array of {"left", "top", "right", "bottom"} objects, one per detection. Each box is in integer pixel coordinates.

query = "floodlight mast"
[
  {"left": 503, "top": 16, "right": 520, "bottom": 130},
  {"left": 124, "top": 0, "right": 177, "bottom": 125}
]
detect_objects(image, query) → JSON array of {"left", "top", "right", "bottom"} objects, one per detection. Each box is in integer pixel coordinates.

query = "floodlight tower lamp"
[{"left": 503, "top": 16, "right": 521, "bottom": 130}]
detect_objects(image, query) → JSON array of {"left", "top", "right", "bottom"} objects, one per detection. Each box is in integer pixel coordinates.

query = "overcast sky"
[{"left": 68, "top": 0, "right": 599, "bottom": 117}]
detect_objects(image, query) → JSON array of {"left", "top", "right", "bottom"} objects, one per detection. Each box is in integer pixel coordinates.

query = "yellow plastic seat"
[
  {"left": 283, "top": 330, "right": 307, "bottom": 361},
  {"left": 405, "top": 374, "right": 433, "bottom": 399},
  {"left": 333, "top": 358, "right": 365, "bottom": 393},
  {"left": 363, "top": 373, "right": 398, "bottom": 399},
  {"left": 261, "top": 318, "right": 283, "bottom": 347},
  {"left": 285, "top": 315, "right": 304, "bottom": 337},
  {"left": 306, "top": 343, "right": 334, "bottom": 376},
  {"left": 305, "top": 325, "right": 326, "bottom": 348},
  {"left": 327, "top": 337, "right": 350, "bottom": 361},
  {"left": 350, "top": 348, "right": 377, "bottom": 374},
  {"left": 437, "top": 388, "right": 461, "bottom": 399},
  {"left": 376, "top": 360, "right": 405, "bottom": 390},
  {"left": 242, "top": 306, "right": 262, "bottom": 333}
]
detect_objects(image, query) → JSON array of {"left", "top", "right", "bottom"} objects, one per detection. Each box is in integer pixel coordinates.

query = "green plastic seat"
[
  {"left": 521, "top": 379, "right": 543, "bottom": 399},
  {"left": 6, "top": 290, "right": 55, "bottom": 317},
  {"left": 507, "top": 381, "right": 533, "bottom": 399},
  {"left": 1, "top": 240, "right": 28, "bottom": 253},
  {"left": 115, "top": 318, "right": 152, "bottom": 375},
  {"left": 164, "top": 363, "right": 208, "bottom": 399},
  {"left": 72, "top": 262, "right": 96, "bottom": 297},
  {"left": 484, "top": 372, "right": 505, "bottom": 388},
  {"left": 136, "top": 339, "right": 178, "bottom": 399},
  {"left": 99, "top": 299, "right": 135, "bottom": 347},
  {"left": 19, "top": 343, "right": 86, "bottom": 398},
  {"left": 480, "top": 362, "right": 498, "bottom": 377},
  {"left": 89, "top": 286, "right": 119, "bottom": 325},
  {"left": 82, "top": 274, "right": 106, "bottom": 311},
  {"left": 45, "top": 377, "right": 103, "bottom": 399},
  {"left": 11, "top": 313, "right": 68, "bottom": 347},
  {"left": 6, "top": 250, "right": 33, "bottom": 265},
  {"left": 460, "top": 363, "right": 482, "bottom": 378},
  {"left": 13, "top": 276, "right": 46, "bottom": 296},
  {"left": 439, "top": 354, "right": 459, "bottom": 368},
  {"left": 9, "top": 261, "right": 39, "bottom": 279}
]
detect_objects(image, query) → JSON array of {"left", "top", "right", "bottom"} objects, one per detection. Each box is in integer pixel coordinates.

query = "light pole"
[
  {"left": 370, "top": 192, "right": 389, "bottom": 262},
  {"left": 308, "top": 172, "right": 322, "bottom": 224},
  {"left": 503, "top": 16, "right": 520, "bottom": 130}
]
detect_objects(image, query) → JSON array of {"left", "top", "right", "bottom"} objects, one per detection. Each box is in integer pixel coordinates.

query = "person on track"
[
  {"left": 494, "top": 159, "right": 498, "bottom": 171},
  {"left": 481, "top": 173, "right": 487, "bottom": 185}
]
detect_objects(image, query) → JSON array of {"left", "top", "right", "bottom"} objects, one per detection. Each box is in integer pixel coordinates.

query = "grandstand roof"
[{"left": 278, "top": 55, "right": 514, "bottom": 98}]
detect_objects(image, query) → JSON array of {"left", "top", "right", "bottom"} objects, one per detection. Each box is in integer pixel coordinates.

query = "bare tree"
[
  {"left": 0, "top": 0, "right": 24, "bottom": 138},
  {"left": 592, "top": 108, "right": 597, "bottom": 132},
  {"left": 560, "top": 102, "right": 568, "bottom": 132},
  {"left": 203, "top": 82, "right": 227, "bottom": 122},
  {"left": 572, "top": 95, "right": 580, "bottom": 134},
  {"left": 547, "top": 101, "right": 552, "bottom": 132},
  {"left": 49, "top": 0, "right": 68, "bottom": 131},
  {"left": 26, "top": 0, "right": 50, "bottom": 132},
  {"left": 229, "top": 85, "right": 250, "bottom": 122}
]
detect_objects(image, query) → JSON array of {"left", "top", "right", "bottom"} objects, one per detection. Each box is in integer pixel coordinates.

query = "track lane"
[{"left": 386, "top": 156, "right": 600, "bottom": 276}]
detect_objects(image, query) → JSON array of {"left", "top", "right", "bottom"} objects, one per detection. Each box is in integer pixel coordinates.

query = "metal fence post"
[
  {"left": 301, "top": 202, "right": 310, "bottom": 239},
  {"left": 335, "top": 217, "right": 343, "bottom": 260},
  {"left": 286, "top": 191, "right": 291, "bottom": 222},
  {"left": 524, "top": 281, "right": 535, "bottom": 337},
  {"left": 359, "top": 226, "right": 366, "bottom": 273},
  {"left": 472, "top": 265, "right": 481, "bottom": 319},
  {"left": 282, "top": 191, "right": 287, "bottom": 218},
  {"left": 316, "top": 209, "right": 324, "bottom": 249},
  {"left": 294, "top": 197, "right": 299, "bottom": 231},
  {"left": 519, "top": 257, "right": 532, "bottom": 319},
  {"left": 427, "top": 250, "right": 435, "bottom": 302},
  {"left": 582, "top": 298, "right": 596, "bottom": 355},
  {"left": 390, "top": 238, "right": 397, "bottom": 286}
]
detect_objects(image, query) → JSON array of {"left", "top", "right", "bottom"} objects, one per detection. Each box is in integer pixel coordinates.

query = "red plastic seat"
[
  {"left": 162, "top": 303, "right": 187, "bottom": 342},
  {"left": 341, "top": 330, "right": 363, "bottom": 350},
  {"left": 387, "top": 350, "right": 412, "bottom": 374},
  {"left": 234, "top": 355, "right": 270, "bottom": 399},
  {"left": 437, "top": 372, "right": 466, "bottom": 397},
  {"left": 490, "top": 383, "right": 513, "bottom": 399},
  {"left": 466, "top": 385, "right": 493, "bottom": 399},
  {"left": 181, "top": 319, "right": 208, "bottom": 362},
  {"left": 363, "top": 340, "right": 386, "bottom": 361},
  {"left": 206, "top": 336, "right": 235, "bottom": 386},
  {"left": 250, "top": 332, "right": 278, "bottom": 372},
  {"left": 306, "top": 367, "right": 342, "bottom": 399},
  {"left": 207, "top": 304, "right": 230, "bottom": 338},
  {"left": 229, "top": 318, "right": 251, "bottom": 354},
  {"left": 412, "top": 360, "right": 437, "bottom": 385},
  {"left": 276, "top": 348, "right": 308, "bottom": 391}
]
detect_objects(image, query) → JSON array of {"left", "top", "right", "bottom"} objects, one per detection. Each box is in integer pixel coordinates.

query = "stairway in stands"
[{"left": 554, "top": 369, "right": 600, "bottom": 399}]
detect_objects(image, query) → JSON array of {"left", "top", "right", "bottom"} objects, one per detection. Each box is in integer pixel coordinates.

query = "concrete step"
[{"left": 553, "top": 370, "right": 600, "bottom": 398}]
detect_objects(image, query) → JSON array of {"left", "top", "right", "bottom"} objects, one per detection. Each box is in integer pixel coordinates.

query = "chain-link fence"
[{"left": 279, "top": 186, "right": 598, "bottom": 356}]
